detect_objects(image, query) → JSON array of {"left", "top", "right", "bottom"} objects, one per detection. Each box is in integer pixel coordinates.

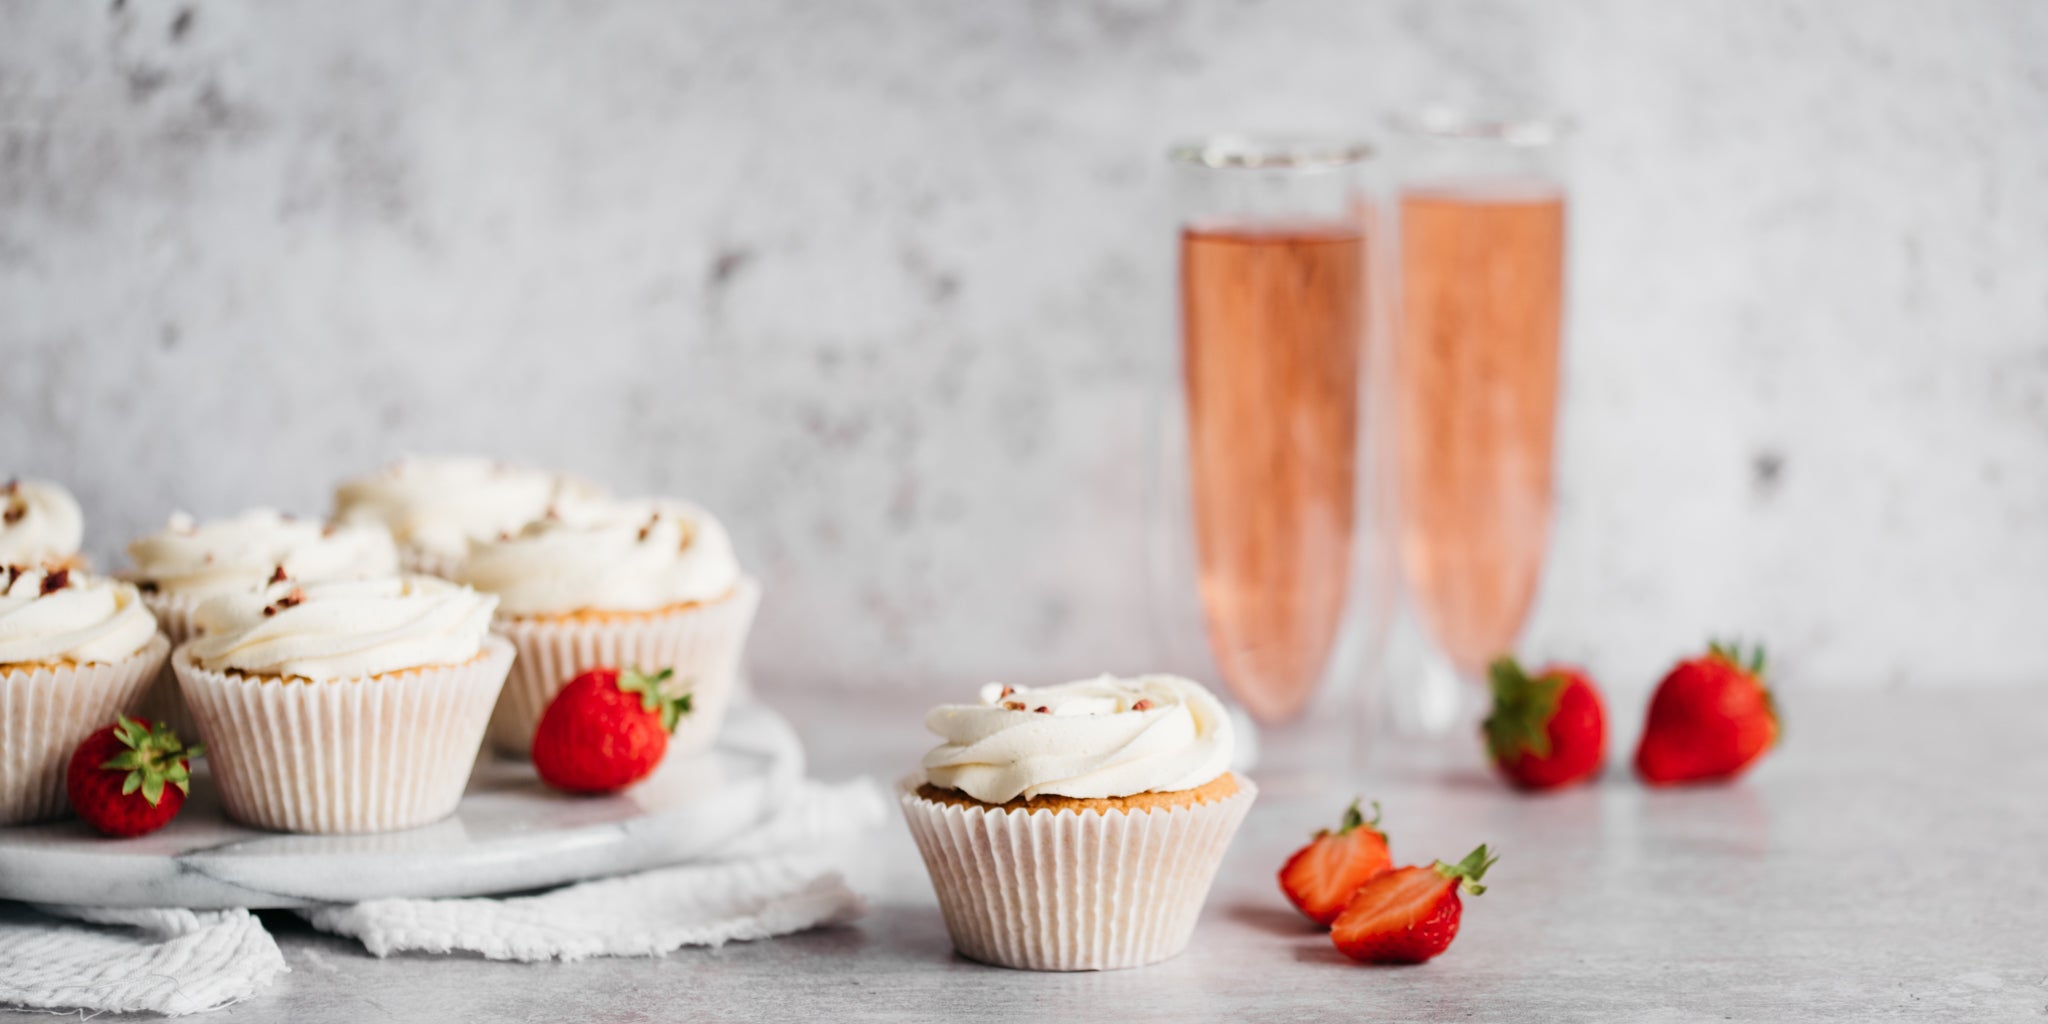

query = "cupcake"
[
  {"left": 172, "top": 575, "right": 513, "bottom": 834},
  {"left": 457, "top": 497, "right": 758, "bottom": 758},
  {"left": 0, "top": 565, "right": 169, "bottom": 825},
  {"left": 330, "top": 456, "right": 604, "bottom": 578},
  {"left": 900, "top": 674, "right": 1256, "bottom": 971},
  {"left": 125, "top": 509, "right": 399, "bottom": 738},
  {"left": 0, "top": 478, "right": 87, "bottom": 571}
]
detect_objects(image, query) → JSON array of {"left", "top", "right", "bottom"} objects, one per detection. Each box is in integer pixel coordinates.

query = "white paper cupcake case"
[
  {"left": 0, "top": 634, "right": 170, "bottom": 826},
  {"left": 134, "top": 589, "right": 204, "bottom": 741},
  {"left": 399, "top": 546, "right": 465, "bottom": 581},
  {"left": 173, "top": 635, "right": 514, "bottom": 835},
  {"left": 898, "top": 775, "right": 1258, "bottom": 972},
  {"left": 483, "top": 577, "right": 760, "bottom": 758}
]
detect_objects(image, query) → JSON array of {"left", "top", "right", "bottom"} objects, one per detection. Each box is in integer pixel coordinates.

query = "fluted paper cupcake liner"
[
  {"left": 483, "top": 577, "right": 760, "bottom": 758},
  {"left": 0, "top": 634, "right": 170, "bottom": 826},
  {"left": 173, "top": 636, "right": 514, "bottom": 834},
  {"left": 399, "top": 547, "right": 465, "bottom": 581},
  {"left": 898, "top": 775, "right": 1258, "bottom": 971},
  {"left": 134, "top": 589, "right": 205, "bottom": 741}
]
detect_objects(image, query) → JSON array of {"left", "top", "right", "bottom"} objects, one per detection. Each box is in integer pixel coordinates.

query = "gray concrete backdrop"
[{"left": 3, "top": 1, "right": 2045, "bottom": 696}]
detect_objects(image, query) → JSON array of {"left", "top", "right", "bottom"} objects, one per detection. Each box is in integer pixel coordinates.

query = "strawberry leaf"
[
  {"left": 1483, "top": 657, "right": 1562, "bottom": 761},
  {"left": 1322, "top": 798, "right": 1383, "bottom": 838},
  {"left": 1433, "top": 844, "right": 1500, "bottom": 895},
  {"left": 99, "top": 718, "right": 198, "bottom": 808},
  {"left": 615, "top": 667, "right": 694, "bottom": 734}
]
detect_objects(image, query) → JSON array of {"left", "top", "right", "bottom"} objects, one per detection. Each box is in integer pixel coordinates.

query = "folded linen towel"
[
  {"left": 0, "top": 904, "right": 288, "bottom": 1016},
  {"left": 302, "top": 778, "right": 885, "bottom": 961},
  {"left": 0, "top": 776, "right": 888, "bottom": 1016}
]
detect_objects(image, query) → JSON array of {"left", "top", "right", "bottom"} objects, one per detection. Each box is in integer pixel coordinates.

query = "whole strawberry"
[
  {"left": 1635, "top": 641, "right": 1780, "bottom": 786},
  {"left": 1482, "top": 656, "right": 1607, "bottom": 791},
  {"left": 66, "top": 717, "right": 203, "bottom": 838},
  {"left": 1278, "top": 799, "right": 1393, "bottom": 925},
  {"left": 532, "top": 667, "right": 691, "bottom": 793},
  {"left": 1331, "top": 845, "right": 1497, "bottom": 964}
]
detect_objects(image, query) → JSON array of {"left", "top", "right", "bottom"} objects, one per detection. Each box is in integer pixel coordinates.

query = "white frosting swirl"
[
  {"left": 0, "top": 566, "right": 159, "bottom": 665},
  {"left": 0, "top": 479, "right": 84, "bottom": 566},
  {"left": 127, "top": 509, "right": 400, "bottom": 597},
  {"left": 456, "top": 498, "right": 741, "bottom": 617},
  {"left": 331, "top": 457, "right": 604, "bottom": 561},
  {"left": 185, "top": 575, "right": 497, "bottom": 681},
  {"left": 921, "top": 674, "right": 1234, "bottom": 803}
]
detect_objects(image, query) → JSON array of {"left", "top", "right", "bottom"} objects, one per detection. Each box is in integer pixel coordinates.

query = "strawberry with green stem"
[
  {"left": 533, "top": 666, "right": 693, "bottom": 793},
  {"left": 1483, "top": 656, "right": 1607, "bottom": 791},
  {"left": 66, "top": 717, "right": 203, "bottom": 838},
  {"left": 1331, "top": 845, "right": 1498, "bottom": 964},
  {"left": 1635, "top": 640, "right": 1780, "bottom": 785}
]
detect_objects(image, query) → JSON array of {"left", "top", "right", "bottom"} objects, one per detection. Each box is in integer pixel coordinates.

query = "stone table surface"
[{"left": 4, "top": 685, "right": 2045, "bottom": 1022}]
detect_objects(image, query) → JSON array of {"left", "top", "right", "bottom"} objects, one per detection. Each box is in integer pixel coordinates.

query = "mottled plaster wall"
[{"left": 3, "top": 1, "right": 2045, "bottom": 697}]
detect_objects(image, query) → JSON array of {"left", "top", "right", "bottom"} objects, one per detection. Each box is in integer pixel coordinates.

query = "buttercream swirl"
[
  {"left": 456, "top": 498, "right": 741, "bottom": 617},
  {"left": 0, "top": 566, "right": 159, "bottom": 666},
  {"left": 0, "top": 479, "right": 84, "bottom": 566},
  {"left": 921, "top": 674, "right": 1234, "bottom": 803},
  {"left": 331, "top": 457, "right": 604, "bottom": 560},
  {"left": 185, "top": 575, "right": 497, "bottom": 681},
  {"left": 127, "top": 509, "right": 400, "bottom": 597}
]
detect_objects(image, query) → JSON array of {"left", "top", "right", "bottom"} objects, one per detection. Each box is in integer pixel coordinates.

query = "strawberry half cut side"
[
  {"left": 1278, "top": 798, "right": 1395, "bottom": 925},
  {"left": 1331, "top": 844, "right": 1498, "bottom": 965}
]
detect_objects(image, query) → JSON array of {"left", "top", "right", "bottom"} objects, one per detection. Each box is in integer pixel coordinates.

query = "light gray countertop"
[{"left": 4, "top": 685, "right": 2044, "bottom": 1022}]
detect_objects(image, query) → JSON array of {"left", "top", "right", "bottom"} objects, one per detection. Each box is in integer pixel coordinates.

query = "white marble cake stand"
[{"left": 0, "top": 701, "right": 804, "bottom": 909}]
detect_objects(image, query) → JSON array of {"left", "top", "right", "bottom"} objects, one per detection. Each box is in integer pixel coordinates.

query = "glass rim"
[
  {"left": 1388, "top": 106, "right": 1572, "bottom": 148},
  {"left": 1167, "top": 135, "right": 1375, "bottom": 170}
]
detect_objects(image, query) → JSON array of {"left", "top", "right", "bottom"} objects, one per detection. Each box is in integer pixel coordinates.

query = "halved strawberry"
[
  {"left": 1331, "top": 845, "right": 1497, "bottom": 964},
  {"left": 1278, "top": 799, "right": 1392, "bottom": 925}
]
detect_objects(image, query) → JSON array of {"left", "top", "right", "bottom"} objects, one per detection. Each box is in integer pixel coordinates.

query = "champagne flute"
[
  {"left": 1156, "top": 137, "right": 1393, "bottom": 734},
  {"left": 1390, "top": 108, "right": 1569, "bottom": 727}
]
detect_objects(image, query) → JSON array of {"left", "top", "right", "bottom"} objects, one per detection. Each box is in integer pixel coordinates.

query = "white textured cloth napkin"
[
  {"left": 0, "top": 905, "right": 287, "bottom": 1016},
  {"left": 303, "top": 778, "right": 884, "bottom": 961},
  {"left": 0, "top": 777, "right": 888, "bottom": 1017}
]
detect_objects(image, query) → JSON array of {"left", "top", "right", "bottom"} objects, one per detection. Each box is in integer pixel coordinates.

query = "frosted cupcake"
[
  {"left": 0, "top": 565, "right": 168, "bottom": 825},
  {"left": 125, "top": 509, "right": 399, "bottom": 737},
  {"left": 330, "top": 457, "right": 603, "bottom": 578},
  {"left": 457, "top": 498, "right": 759, "bottom": 758},
  {"left": 900, "top": 674, "right": 1256, "bottom": 971},
  {"left": 172, "top": 575, "right": 512, "bottom": 834},
  {"left": 0, "top": 478, "right": 87, "bottom": 571}
]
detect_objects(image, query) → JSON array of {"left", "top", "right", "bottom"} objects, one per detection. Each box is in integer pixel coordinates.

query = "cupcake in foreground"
[
  {"left": 330, "top": 456, "right": 602, "bottom": 577},
  {"left": 457, "top": 497, "right": 759, "bottom": 758},
  {"left": 172, "top": 575, "right": 512, "bottom": 834},
  {"left": 0, "top": 565, "right": 168, "bottom": 825},
  {"left": 901, "top": 674, "right": 1256, "bottom": 971},
  {"left": 0, "top": 479, "right": 87, "bottom": 571},
  {"left": 125, "top": 509, "right": 399, "bottom": 737}
]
